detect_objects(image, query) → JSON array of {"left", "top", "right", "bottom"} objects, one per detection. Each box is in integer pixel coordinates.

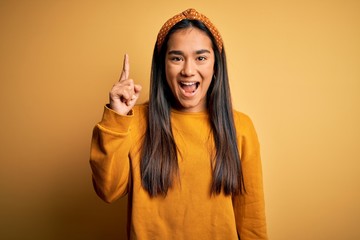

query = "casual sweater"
[{"left": 90, "top": 104, "right": 268, "bottom": 240}]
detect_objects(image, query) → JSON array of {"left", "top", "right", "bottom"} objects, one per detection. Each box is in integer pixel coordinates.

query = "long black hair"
[{"left": 140, "top": 19, "right": 245, "bottom": 197}]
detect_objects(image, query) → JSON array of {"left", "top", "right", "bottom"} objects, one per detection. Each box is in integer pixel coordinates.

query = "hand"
[{"left": 109, "top": 54, "right": 142, "bottom": 115}]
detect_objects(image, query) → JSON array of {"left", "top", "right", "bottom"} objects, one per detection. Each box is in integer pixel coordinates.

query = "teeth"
[{"left": 181, "top": 82, "right": 197, "bottom": 85}]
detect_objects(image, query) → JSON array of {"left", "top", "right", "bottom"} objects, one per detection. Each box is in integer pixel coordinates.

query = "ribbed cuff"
[{"left": 98, "top": 105, "right": 134, "bottom": 133}]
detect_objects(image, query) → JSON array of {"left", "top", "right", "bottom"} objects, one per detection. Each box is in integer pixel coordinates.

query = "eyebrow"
[{"left": 168, "top": 49, "right": 211, "bottom": 55}]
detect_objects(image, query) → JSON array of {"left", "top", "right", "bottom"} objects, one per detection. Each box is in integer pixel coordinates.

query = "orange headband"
[{"left": 156, "top": 8, "right": 223, "bottom": 52}]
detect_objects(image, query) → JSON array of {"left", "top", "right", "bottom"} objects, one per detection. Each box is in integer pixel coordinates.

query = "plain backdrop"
[{"left": 1, "top": 0, "right": 359, "bottom": 239}]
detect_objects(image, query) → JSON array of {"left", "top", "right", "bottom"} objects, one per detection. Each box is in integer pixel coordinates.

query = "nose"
[{"left": 181, "top": 59, "right": 195, "bottom": 76}]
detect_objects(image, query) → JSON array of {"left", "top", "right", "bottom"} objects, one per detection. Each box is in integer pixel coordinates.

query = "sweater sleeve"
[
  {"left": 232, "top": 112, "right": 268, "bottom": 240},
  {"left": 89, "top": 105, "right": 134, "bottom": 203}
]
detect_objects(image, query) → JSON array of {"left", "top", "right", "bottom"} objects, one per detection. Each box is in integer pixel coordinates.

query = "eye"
[
  {"left": 197, "top": 56, "right": 207, "bottom": 61},
  {"left": 170, "top": 56, "right": 183, "bottom": 62}
]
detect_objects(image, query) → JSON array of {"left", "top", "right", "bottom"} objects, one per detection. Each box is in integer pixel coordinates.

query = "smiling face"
[{"left": 165, "top": 27, "right": 215, "bottom": 112}]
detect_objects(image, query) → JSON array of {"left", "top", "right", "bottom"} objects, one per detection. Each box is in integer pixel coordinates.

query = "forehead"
[{"left": 167, "top": 27, "right": 213, "bottom": 51}]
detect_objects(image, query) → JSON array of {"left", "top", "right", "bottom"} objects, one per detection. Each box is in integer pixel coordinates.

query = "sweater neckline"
[{"left": 170, "top": 108, "right": 208, "bottom": 116}]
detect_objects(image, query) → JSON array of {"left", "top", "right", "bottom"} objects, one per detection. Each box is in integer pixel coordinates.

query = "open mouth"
[{"left": 179, "top": 81, "right": 200, "bottom": 94}]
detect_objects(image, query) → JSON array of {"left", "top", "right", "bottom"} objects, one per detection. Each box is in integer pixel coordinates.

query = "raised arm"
[{"left": 90, "top": 54, "right": 142, "bottom": 203}]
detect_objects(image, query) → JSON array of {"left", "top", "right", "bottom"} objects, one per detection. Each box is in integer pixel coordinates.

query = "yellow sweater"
[{"left": 90, "top": 104, "right": 268, "bottom": 240}]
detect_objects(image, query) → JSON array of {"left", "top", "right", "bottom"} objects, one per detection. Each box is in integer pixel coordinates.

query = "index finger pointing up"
[{"left": 120, "top": 53, "right": 130, "bottom": 81}]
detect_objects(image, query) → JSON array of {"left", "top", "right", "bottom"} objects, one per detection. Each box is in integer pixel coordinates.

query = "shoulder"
[
  {"left": 232, "top": 110, "right": 259, "bottom": 140},
  {"left": 232, "top": 110, "right": 261, "bottom": 158},
  {"left": 233, "top": 110, "right": 255, "bottom": 130}
]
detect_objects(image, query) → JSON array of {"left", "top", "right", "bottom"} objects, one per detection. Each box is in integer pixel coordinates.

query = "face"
[{"left": 165, "top": 27, "right": 215, "bottom": 112}]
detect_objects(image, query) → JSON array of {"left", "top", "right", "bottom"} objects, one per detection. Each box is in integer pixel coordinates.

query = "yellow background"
[{"left": 1, "top": 0, "right": 359, "bottom": 239}]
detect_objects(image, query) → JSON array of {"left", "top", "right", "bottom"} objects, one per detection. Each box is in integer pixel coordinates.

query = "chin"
[{"left": 178, "top": 100, "right": 205, "bottom": 112}]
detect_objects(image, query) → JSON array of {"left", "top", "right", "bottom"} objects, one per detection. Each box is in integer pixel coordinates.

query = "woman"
[{"left": 90, "top": 8, "right": 268, "bottom": 240}]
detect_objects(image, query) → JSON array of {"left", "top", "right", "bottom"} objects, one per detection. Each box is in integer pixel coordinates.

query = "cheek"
[
  {"left": 165, "top": 65, "right": 178, "bottom": 82},
  {"left": 204, "top": 59, "right": 215, "bottom": 77},
  {"left": 204, "top": 65, "right": 215, "bottom": 79},
  {"left": 165, "top": 64, "right": 171, "bottom": 83}
]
